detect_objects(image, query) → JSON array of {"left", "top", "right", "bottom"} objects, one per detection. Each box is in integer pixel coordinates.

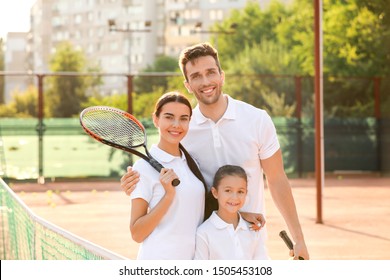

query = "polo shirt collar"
[
  {"left": 210, "top": 211, "right": 249, "bottom": 231},
  {"left": 149, "top": 144, "right": 186, "bottom": 164},
  {"left": 193, "top": 94, "right": 237, "bottom": 125}
]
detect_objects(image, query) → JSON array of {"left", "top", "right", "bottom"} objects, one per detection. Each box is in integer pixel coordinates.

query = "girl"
[
  {"left": 194, "top": 165, "right": 267, "bottom": 260},
  {"left": 129, "top": 91, "right": 208, "bottom": 260}
]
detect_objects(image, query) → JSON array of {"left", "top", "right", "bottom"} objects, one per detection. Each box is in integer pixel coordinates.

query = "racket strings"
[{"left": 83, "top": 110, "right": 146, "bottom": 148}]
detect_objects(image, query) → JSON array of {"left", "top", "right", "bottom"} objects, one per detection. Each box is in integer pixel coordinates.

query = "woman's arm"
[
  {"left": 130, "top": 168, "right": 177, "bottom": 243},
  {"left": 193, "top": 232, "right": 210, "bottom": 260}
]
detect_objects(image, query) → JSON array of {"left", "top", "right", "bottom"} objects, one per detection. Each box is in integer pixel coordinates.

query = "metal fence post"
[
  {"left": 127, "top": 74, "right": 133, "bottom": 114},
  {"left": 127, "top": 74, "right": 134, "bottom": 166},
  {"left": 374, "top": 77, "right": 382, "bottom": 172},
  {"left": 314, "top": 0, "right": 324, "bottom": 224},
  {"left": 295, "top": 76, "right": 303, "bottom": 177},
  {"left": 36, "top": 74, "right": 46, "bottom": 184}
]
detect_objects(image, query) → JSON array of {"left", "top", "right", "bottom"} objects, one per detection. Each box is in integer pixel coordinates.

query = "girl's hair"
[
  {"left": 178, "top": 42, "right": 222, "bottom": 82},
  {"left": 154, "top": 91, "right": 192, "bottom": 117},
  {"left": 153, "top": 91, "right": 214, "bottom": 220},
  {"left": 212, "top": 165, "right": 248, "bottom": 190}
]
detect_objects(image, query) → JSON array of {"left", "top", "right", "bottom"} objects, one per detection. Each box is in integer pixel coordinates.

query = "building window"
[
  {"left": 75, "top": 30, "right": 81, "bottom": 39},
  {"left": 209, "top": 9, "right": 223, "bottom": 20},
  {"left": 110, "top": 41, "right": 118, "bottom": 51},
  {"left": 74, "top": 14, "right": 82, "bottom": 24},
  {"left": 88, "top": 12, "right": 94, "bottom": 22},
  {"left": 87, "top": 44, "right": 94, "bottom": 54}
]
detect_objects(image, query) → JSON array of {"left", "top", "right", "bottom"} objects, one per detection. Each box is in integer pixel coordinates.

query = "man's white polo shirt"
[{"left": 182, "top": 94, "right": 280, "bottom": 214}]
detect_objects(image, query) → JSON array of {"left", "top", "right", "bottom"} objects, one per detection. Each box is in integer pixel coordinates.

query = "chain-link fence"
[{"left": 0, "top": 72, "right": 389, "bottom": 181}]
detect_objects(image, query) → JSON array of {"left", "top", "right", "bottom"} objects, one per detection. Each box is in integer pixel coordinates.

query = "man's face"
[{"left": 184, "top": 55, "right": 225, "bottom": 106}]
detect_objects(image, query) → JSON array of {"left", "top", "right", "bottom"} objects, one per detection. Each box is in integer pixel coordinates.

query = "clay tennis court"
[{"left": 10, "top": 175, "right": 390, "bottom": 260}]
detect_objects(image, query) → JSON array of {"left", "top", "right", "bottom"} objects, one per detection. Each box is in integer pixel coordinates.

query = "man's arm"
[
  {"left": 261, "top": 149, "right": 309, "bottom": 260},
  {"left": 239, "top": 212, "right": 266, "bottom": 230},
  {"left": 120, "top": 166, "right": 140, "bottom": 195}
]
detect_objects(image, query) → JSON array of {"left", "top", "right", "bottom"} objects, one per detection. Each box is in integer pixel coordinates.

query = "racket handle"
[
  {"left": 279, "top": 230, "right": 304, "bottom": 260},
  {"left": 172, "top": 178, "right": 180, "bottom": 187},
  {"left": 279, "top": 230, "right": 293, "bottom": 250},
  {"left": 149, "top": 159, "right": 181, "bottom": 187}
]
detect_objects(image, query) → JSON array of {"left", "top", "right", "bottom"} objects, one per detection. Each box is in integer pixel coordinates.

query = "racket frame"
[
  {"left": 80, "top": 106, "right": 151, "bottom": 160},
  {"left": 79, "top": 106, "right": 179, "bottom": 186}
]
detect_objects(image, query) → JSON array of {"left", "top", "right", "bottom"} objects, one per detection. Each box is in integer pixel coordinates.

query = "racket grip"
[
  {"left": 172, "top": 178, "right": 180, "bottom": 187},
  {"left": 279, "top": 230, "right": 305, "bottom": 260},
  {"left": 149, "top": 159, "right": 181, "bottom": 187},
  {"left": 279, "top": 230, "right": 293, "bottom": 250}
]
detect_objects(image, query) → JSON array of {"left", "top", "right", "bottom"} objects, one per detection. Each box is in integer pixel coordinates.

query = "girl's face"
[
  {"left": 212, "top": 175, "right": 247, "bottom": 214},
  {"left": 153, "top": 101, "right": 191, "bottom": 150}
]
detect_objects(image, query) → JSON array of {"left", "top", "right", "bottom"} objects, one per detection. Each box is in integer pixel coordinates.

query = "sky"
[{"left": 0, "top": 0, "right": 36, "bottom": 40}]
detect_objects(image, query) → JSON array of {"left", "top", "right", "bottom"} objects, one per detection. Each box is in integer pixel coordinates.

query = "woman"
[{"left": 129, "top": 91, "right": 208, "bottom": 260}]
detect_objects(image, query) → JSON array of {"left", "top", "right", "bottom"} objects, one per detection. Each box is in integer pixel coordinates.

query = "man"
[{"left": 121, "top": 42, "right": 309, "bottom": 260}]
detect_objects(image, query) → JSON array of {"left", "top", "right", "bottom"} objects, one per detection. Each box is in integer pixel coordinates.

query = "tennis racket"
[
  {"left": 279, "top": 230, "right": 304, "bottom": 260},
  {"left": 80, "top": 106, "right": 180, "bottom": 187}
]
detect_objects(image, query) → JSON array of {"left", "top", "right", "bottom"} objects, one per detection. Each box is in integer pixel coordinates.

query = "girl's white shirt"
[{"left": 194, "top": 211, "right": 269, "bottom": 260}]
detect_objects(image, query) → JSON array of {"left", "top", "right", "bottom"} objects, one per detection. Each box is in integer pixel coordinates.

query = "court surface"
[{"left": 10, "top": 176, "right": 390, "bottom": 260}]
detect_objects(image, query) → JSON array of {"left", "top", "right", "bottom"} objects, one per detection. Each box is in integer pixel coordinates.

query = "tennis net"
[{"left": 0, "top": 178, "right": 126, "bottom": 260}]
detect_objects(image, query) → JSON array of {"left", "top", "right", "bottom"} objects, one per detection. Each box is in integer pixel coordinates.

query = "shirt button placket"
[{"left": 212, "top": 124, "right": 221, "bottom": 147}]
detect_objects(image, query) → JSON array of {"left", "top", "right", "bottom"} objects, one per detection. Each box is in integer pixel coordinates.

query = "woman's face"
[{"left": 153, "top": 101, "right": 191, "bottom": 148}]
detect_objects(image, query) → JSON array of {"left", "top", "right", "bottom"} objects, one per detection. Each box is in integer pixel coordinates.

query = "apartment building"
[
  {"left": 164, "top": 0, "right": 263, "bottom": 57},
  {"left": 27, "top": 0, "right": 161, "bottom": 95},
  {"left": 5, "top": 0, "right": 290, "bottom": 97},
  {"left": 4, "top": 33, "right": 31, "bottom": 103}
]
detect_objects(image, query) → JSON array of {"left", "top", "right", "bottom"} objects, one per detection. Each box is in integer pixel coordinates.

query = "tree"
[
  {"left": 217, "top": 0, "right": 389, "bottom": 77},
  {"left": 0, "top": 86, "right": 37, "bottom": 117},
  {"left": 45, "top": 41, "right": 101, "bottom": 117},
  {"left": 357, "top": 0, "right": 390, "bottom": 75},
  {"left": 323, "top": 0, "right": 390, "bottom": 76},
  {"left": 82, "top": 93, "right": 127, "bottom": 112},
  {"left": 223, "top": 41, "right": 299, "bottom": 117},
  {"left": 213, "top": 0, "right": 390, "bottom": 118},
  {"left": 215, "top": 1, "right": 291, "bottom": 66},
  {"left": 134, "top": 55, "right": 179, "bottom": 93},
  {"left": 320, "top": 0, "right": 390, "bottom": 117}
]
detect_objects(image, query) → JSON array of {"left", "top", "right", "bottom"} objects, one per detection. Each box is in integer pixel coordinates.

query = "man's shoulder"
[
  {"left": 228, "top": 95, "right": 267, "bottom": 114},
  {"left": 227, "top": 96, "right": 270, "bottom": 122}
]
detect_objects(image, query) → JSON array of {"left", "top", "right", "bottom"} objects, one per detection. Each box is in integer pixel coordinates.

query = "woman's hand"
[{"left": 159, "top": 168, "right": 178, "bottom": 197}]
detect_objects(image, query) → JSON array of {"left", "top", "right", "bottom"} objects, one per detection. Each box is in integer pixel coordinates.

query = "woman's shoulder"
[
  {"left": 133, "top": 158, "right": 155, "bottom": 172},
  {"left": 132, "top": 159, "right": 160, "bottom": 186},
  {"left": 197, "top": 212, "right": 218, "bottom": 233}
]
